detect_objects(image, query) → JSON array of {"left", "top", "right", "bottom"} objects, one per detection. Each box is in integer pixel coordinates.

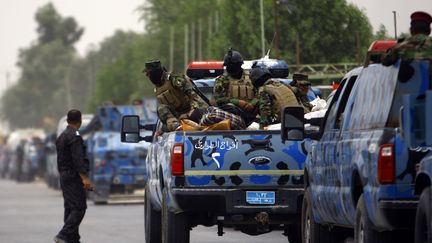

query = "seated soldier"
[
  {"left": 290, "top": 72, "right": 313, "bottom": 113},
  {"left": 143, "top": 60, "right": 208, "bottom": 133},
  {"left": 250, "top": 65, "right": 301, "bottom": 128}
]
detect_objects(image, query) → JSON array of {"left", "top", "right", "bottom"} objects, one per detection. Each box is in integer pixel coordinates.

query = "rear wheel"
[
  {"left": 415, "top": 187, "right": 432, "bottom": 243},
  {"left": 354, "top": 194, "right": 391, "bottom": 243},
  {"left": 161, "top": 189, "right": 189, "bottom": 243},
  {"left": 145, "top": 186, "right": 161, "bottom": 243},
  {"left": 301, "top": 188, "right": 333, "bottom": 243}
]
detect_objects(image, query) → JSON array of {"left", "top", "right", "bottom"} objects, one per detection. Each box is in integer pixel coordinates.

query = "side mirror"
[
  {"left": 281, "top": 106, "right": 305, "bottom": 142},
  {"left": 121, "top": 115, "right": 142, "bottom": 143}
]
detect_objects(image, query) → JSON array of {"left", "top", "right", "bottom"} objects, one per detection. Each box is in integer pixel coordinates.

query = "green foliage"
[
  {"left": 374, "top": 24, "right": 392, "bottom": 40},
  {"left": 1, "top": 3, "right": 82, "bottom": 129}
]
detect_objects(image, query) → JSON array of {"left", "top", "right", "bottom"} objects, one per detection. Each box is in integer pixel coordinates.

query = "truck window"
[
  {"left": 334, "top": 75, "right": 358, "bottom": 129},
  {"left": 386, "top": 60, "right": 431, "bottom": 127},
  {"left": 348, "top": 64, "right": 399, "bottom": 131}
]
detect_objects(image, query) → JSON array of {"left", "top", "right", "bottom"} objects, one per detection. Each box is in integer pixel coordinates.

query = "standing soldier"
[
  {"left": 250, "top": 65, "right": 301, "bottom": 128},
  {"left": 383, "top": 11, "right": 432, "bottom": 67},
  {"left": 144, "top": 60, "right": 208, "bottom": 132},
  {"left": 213, "top": 49, "right": 257, "bottom": 125},
  {"left": 290, "top": 72, "right": 313, "bottom": 113},
  {"left": 54, "top": 109, "right": 93, "bottom": 243}
]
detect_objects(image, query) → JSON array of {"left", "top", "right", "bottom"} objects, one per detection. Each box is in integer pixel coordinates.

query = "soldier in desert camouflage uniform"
[
  {"left": 383, "top": 11, "right": 432, "bottom": 69},
  {"left": 213, "top": 49, "right": 258, "bottom": 125},
  {"left": 144, "top": 60, "right": 208, "bottom": 132},
  {"left": 250, "top": 65, "right": 301, "bottom": 128}
]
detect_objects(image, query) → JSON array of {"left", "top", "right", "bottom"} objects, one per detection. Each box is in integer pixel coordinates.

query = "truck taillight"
[
  {"left": 378, "top": 144, "right": 395, "bottom": 184},
  {"left": 171, "top": 144, "right": 184, "bottom": 176}
]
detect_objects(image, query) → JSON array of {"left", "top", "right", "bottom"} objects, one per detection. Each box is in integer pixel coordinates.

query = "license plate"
[{"left": 246, "top": 191, "right": 275, "bottom": 205}]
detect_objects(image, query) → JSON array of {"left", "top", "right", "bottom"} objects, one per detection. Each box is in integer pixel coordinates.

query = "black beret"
[
  {"left": 143, "top": 60, "right": 162, "bottom": 72},
  {"left": 67, "top": 109, "right": 82, "bottom": 123},
  {"left": 293, "top": 72, "right": 308, "bottom": 81}
]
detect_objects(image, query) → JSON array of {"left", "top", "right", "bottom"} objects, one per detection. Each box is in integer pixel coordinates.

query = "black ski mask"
[
  {"left": 226, "top": 63, "right": 243, "bottom": 79},
  {"left": 148, "top": 68, "right": 164, "bottom": 86}
]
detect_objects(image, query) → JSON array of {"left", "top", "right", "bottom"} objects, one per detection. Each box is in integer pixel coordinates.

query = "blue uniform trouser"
[{"left": 58, "top": 174, "right": 87, "bottom": 243}]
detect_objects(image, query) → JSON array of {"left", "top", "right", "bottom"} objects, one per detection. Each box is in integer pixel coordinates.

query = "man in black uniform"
[{"left": 54, "top": 109, "right": 93, "bottom": 243}]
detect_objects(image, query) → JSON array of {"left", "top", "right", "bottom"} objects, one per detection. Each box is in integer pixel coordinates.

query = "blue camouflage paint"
[{"left": 307, "top": 60, "right": 429, "bottom": 231}]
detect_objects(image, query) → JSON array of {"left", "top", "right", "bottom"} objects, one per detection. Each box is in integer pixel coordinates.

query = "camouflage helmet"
[{"left": 223, "top": 48, "right": 244, "bottom": 66}]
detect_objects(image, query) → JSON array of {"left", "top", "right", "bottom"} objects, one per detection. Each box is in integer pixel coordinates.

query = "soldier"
[
  {"left": 144, "top": 60, "right": 208, "bottom": 132},
  {"left": 54, "top": 109, "right": 93, "bottom": 243},
  {"left": 383, "top": 11, "right": 432, "bottom": 66},
  {"left": 290, "top": 72, "right": 313, "bottom": 113},
  {"left": 213, "top": 49, "right": 258, "bottom": 125},
  {"left": 250, "top": 65, "right": 301, "bottom": 128}
]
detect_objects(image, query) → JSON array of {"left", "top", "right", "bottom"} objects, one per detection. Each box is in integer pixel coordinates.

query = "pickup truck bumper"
[
  {"left": 172, "top": 187, "right": 303, "bottom": 223},
  {"left": 378, "top": 199, "right": 418, "bottom": 229}
]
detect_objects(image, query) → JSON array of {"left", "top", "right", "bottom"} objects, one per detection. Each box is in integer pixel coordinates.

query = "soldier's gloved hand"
[{"left": 238, "top": 100, "right": 254, "bottom": 112}]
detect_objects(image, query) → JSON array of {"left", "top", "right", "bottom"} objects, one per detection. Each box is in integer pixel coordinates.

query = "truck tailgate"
[{"left": 180, "top": 130, "right": 308, "bottom": 188}]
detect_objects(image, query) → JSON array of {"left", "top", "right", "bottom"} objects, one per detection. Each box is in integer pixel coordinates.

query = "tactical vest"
[
  {"left": 260, "top": 81, "right": 299, "bottom": 119},
  {"left": 227, "top": 72, "right": 255, "bottom": 101},
  {"left": 155, "top": 75, "right": 191, "bottom": 111}
]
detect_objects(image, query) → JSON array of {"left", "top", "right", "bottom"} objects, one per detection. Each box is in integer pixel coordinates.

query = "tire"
[
  {"left": 415, "top": 187, "right": 432, "bottom": 243},
  {"left": 286, "top": 224, "right": 301, "bottom": 243},
  {"left": 301, "top": 188, "right": 333, "bottom": 243},
  {"left": 354, "top": 194, "right": 391, "bottom": 243},
  {"left": 161, "top": 188, "right": 189, "bottom": 243},
  {"left": 145, "top": 186, "right": 161, "bottom": 243}
]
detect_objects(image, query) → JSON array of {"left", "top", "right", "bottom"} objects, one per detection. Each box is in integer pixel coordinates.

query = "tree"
[
  {"left": 374, "top": 24, "right": 392, "bottom": 40},
  {"left": 1, "top": 3, "right": 83, "bottom": 129}
]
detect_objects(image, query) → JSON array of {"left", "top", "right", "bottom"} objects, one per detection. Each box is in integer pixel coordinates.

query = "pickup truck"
[
  {"left": 402, "top": 89, "right": 432, "bottom": 243},
  {"left": 301, "top": 59, "right": 430, "bottom": 243},
  {"left": 121, "top": 78, "right": 313, "bottom": 243}
]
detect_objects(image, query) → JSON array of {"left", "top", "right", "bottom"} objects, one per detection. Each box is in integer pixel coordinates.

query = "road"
[{"left": 0, "top": 179, "right": 289, "bottom": 243}]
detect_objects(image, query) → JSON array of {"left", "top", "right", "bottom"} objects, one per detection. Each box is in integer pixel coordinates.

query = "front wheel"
[
  {"left": 161, "top": 189, "right": 189, "bottom": 243},
  {"left": 415, "top": 187, "right": 432, "bottom": 243}
]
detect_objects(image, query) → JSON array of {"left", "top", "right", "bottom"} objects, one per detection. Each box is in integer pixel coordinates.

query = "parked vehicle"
[{"left": 301, "top": 59, "right": 430, "bottom": 243}]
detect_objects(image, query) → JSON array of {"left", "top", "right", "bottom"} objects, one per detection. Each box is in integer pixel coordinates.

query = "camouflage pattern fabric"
[
  {"left": 258, "top": 80, "right": 299, "bottom": 127},
  {"left": 157, "top": 104, "right": 190, "bottom": 131},
  {"left": 213, "top": 71, "right": 257, "bottom": 107},
  {"left": 383, "top": 34, "right": 432, "bottom": 66},
  {"left": 291, "top": 87, "right": 312, "bottom": 113},
  {"left": 155, "top": 72, "right": 208, "bottom": 131}
]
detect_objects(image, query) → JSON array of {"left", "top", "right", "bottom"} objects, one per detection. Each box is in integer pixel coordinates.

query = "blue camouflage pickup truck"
[
  {"left": 301, "top": 60, "right": 431, "bottom": 243},
  {"left": 121, "top": 77, "right": 313, "bottom": 243},
  {"left": 402, "top": 89, "right": 432, "bottom": 243}
]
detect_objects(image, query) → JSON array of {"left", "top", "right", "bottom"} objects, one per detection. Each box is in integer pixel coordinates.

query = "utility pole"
[
  {"left": 169, "top": 26, "right": 174, "bottom": 71},
  {"left": 184, "top": 24, "right": 189, "bottom": 70},
  {"left": 260, "top": 0, "right": 265, "bottom": 57},
  {"left": 198, "top": 19, "right": 203, "bottom": 61},
  {"left": 207, "top": 16, "right": 213, "bottom": 59},
  {"left": 393, "top": 11, "right": 398, "bottom": 40},
  {"left": 191, "top": 22, "right": 196, "bottom": 61},
  {"left": 295, "top": 32, "right": 300, "bottom": 65},
  {"left": 272, "top": 0, "right": 280, "bottom": 58}
]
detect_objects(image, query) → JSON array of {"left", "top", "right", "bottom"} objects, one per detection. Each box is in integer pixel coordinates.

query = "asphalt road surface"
[{"left": 0, "top": 179, "right": 289, "bottom": 243}]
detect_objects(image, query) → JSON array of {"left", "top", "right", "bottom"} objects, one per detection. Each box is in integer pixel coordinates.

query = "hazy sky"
[{"left": 0, "top": 0, "right": 431, "bottom": 93}]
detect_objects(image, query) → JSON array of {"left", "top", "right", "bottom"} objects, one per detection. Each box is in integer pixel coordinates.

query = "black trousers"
[{"left": 58, "top": 174, "right": 87, "bottom": 243}]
